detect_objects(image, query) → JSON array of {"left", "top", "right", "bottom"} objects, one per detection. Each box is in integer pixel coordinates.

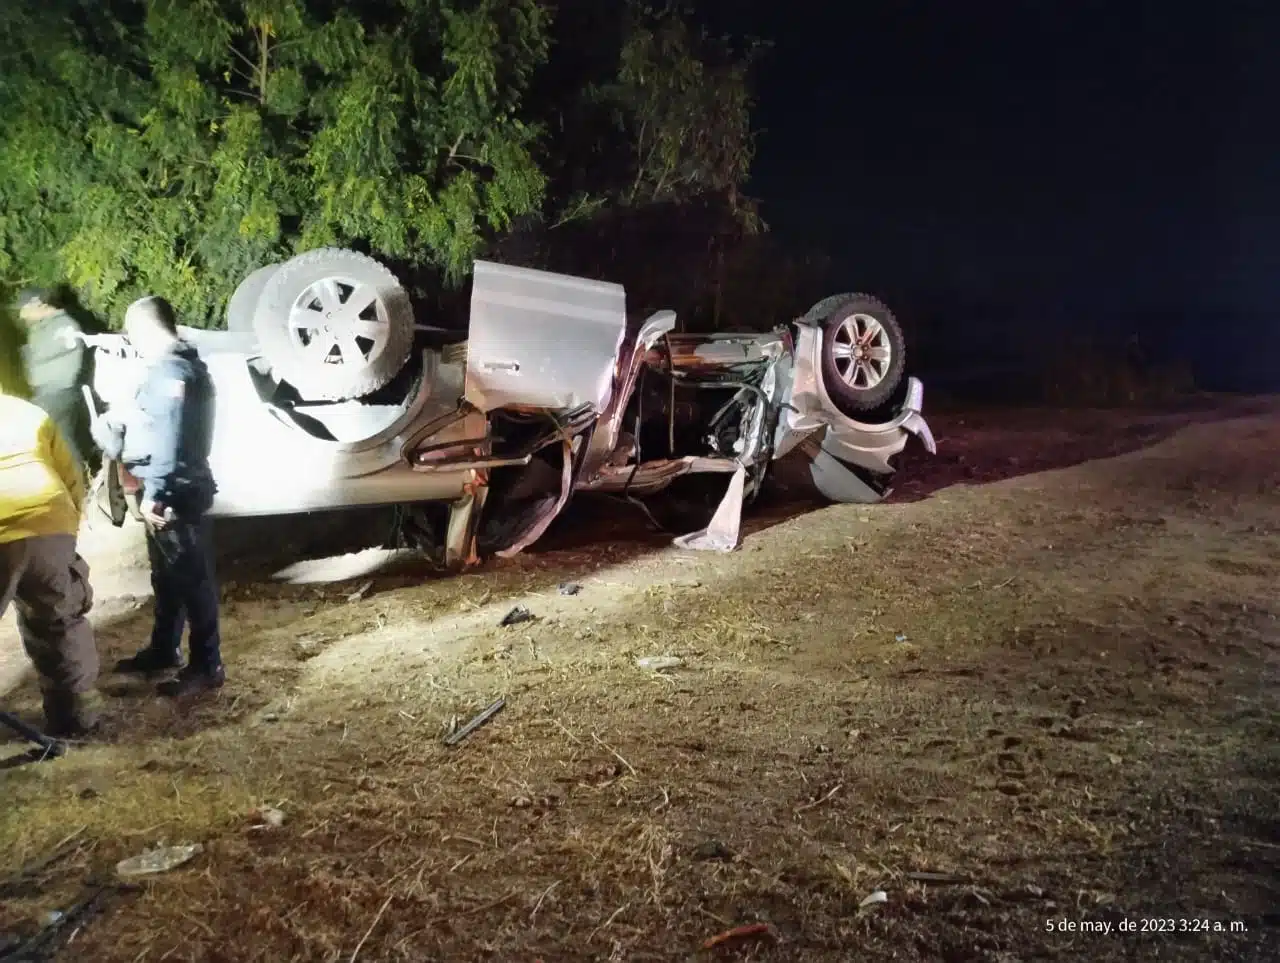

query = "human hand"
[{"left": 141, "top": 499, "right": 171, "bottom": 530}]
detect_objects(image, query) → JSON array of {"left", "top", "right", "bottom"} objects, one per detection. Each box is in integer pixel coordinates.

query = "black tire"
[
  {"left": 226, "top": 264, "right": 278, "bottom": 333},
  {"left": 816, "top": 293, "right": 907, "bottom": 416},
  {"left": 252, "top": 248, "right": 415, "bottom": 401},
  {"left": 798, "top": 293, "right": 857, "bottom": 328}
]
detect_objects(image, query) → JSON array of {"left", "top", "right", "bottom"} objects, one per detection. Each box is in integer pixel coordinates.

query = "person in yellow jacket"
[{"left": 0, "top": 389, "right": 101, "bottom": 737}]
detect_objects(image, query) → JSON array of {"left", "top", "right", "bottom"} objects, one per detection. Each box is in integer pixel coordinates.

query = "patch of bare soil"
[{"left": 1, "top": 400, "right": 1278, "bottom": 962}]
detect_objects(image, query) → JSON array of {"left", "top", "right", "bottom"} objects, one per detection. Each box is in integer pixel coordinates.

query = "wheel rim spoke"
[
  {"left": 334, "top": 285, "right": 378, "bottom": 327},
  {"left": 317, "top": 279, "right": 343, "bottom": 314},
  {"left": 290, "top": 304, "right": 325, "bottom": 330},
  {"left": 830, "top": 341, "right": 855, "bottom": 361},
  {"left": 304, "top": 333, "right": 336, "bottom": 360},
  {"left": 337, "top": 335, "right": 366, "bottom": 366}
]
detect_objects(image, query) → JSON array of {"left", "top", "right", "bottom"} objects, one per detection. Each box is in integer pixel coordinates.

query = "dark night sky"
[{"left": 693, "top": 0, "right": 1280, "bottom": 381}]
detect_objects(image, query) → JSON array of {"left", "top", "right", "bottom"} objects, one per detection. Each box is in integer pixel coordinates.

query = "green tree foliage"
[
  {"left": 0, "top": 285, "right": 33, "bottom": 398},
  {"left": 0, "top": 0, "right": 550, "bottom": 327},
  {"left": 607, "top": 3, "right": 763, "bottom": 223},
  {"left": 0, "top": 0, "right": 769, "bottom": 331},
  {"left": 487, "top": 1, "right": 774, "bottom": 329},
  {"left": 536, "top": 1, "right": 766, "bottom": 232}
]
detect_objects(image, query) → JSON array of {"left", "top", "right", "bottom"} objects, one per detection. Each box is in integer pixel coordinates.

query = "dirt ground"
[{"left": 1, "top": 398, "right": 1277, "bottom": 962}]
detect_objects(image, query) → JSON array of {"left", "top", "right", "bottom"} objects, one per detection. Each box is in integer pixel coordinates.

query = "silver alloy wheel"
[
  {"left": 829, "top": 313, "right": 893, "bottom": 390},
  {"left": 288, "top": 277, "right": 392, "bottom": 368}
]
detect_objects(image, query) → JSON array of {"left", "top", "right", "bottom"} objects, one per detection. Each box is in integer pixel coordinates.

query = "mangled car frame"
[{"left": 86, "top": 248, "right": 935, "bottom": 567}]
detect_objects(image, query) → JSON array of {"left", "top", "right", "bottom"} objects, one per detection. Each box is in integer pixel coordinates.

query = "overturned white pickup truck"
[{"left": 87, "top": 248, "right": 935, "bottom": 568}]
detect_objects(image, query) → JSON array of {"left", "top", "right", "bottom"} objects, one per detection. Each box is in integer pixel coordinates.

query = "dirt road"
[{"left": 1, "top": 399, "right": 1277, "bottom": 961}]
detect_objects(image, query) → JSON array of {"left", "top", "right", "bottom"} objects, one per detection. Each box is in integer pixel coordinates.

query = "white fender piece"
[{"left": 773, "top": 320, "right": 935, "bottom": 495}]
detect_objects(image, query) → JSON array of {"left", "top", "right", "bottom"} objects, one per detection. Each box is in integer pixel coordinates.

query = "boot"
[
  {"left": 114, "top": 647, "right": 183, "bottom": 676},
  {"left": 157, "top": 664, "right": 225, "bottom": 698},
  {"left": 42, "top": 689, "right": 102, "bottom": 739}
]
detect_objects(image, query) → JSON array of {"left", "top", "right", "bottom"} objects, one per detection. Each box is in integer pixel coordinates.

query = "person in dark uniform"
[
  {"left": 15, "top": 289, "right": 90, "bottom": 472},
  {"left": 91, "top": 296, "right": 224, "bottom": 697}
]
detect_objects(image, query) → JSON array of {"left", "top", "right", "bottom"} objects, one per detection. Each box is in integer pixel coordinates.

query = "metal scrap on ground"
[
  {"left": 0, "top": 883, "right": 123, "bottom": 963},
  {"left": 346, "top": 580, "right": 374, "bottom": 603},
  {"left": 444, "top": 698, "right": 507, "bottom": 747},
  {"left": 115, "top": 844, "right": 203, "bottom": 879},
  {"left": 500, "top": 606, "right": 535, "bottom": 627}
]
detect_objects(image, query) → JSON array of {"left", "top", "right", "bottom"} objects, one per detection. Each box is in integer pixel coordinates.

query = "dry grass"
[{"left": 1, "top": 400, "right": 1278, "bottom": 962}]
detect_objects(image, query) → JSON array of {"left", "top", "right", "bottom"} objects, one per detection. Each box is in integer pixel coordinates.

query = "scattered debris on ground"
[
  {"left": 499, "top": 605, "right": 536, "bottom": 627},
  {"left": 114, "top": 844, "right": 203, "bottom": 879},
  {"left": 443, "top": 697, "right": 507, "bottom": 747},
  {"left": 1, "top": 401, "right": 1277, "bottom": 961},
  {"left": 634, "top": 655, "right": 683, "bottom": 672}
]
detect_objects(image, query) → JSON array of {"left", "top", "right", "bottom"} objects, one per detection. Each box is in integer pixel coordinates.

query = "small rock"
[
  {"left": 558, "top": 582, "right": 582, "bottom": 596},
  {"left": 254, "top": 807, "right": 286, "bottom": 828},
  {"left": 635, "top": 655, "right": 683, "bottom": 672},
  {"left": 859, "top": 889, "right": 888, "bottom": 910}
]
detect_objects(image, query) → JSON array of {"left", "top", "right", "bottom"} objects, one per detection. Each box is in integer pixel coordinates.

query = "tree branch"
[
  {"left": 256, "top": 20, "right": 271, "bottom": 103},
  {"left": 228, "top": 43, "right": 258, "bottom": 74}
]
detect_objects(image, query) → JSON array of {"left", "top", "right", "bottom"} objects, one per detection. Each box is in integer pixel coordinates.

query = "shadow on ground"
[{"left": 182, "top": 397, "right": 1280, "bottom": 579}]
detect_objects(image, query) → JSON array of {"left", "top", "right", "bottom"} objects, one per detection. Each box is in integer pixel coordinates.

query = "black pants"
[{"left": 146, "top": 516, "right": 221, "bottom": 671}]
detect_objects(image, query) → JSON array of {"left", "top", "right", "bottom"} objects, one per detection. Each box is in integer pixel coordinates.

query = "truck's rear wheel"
[{"left": 816, "top": 294, "right": 907, "bottom": 416}]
